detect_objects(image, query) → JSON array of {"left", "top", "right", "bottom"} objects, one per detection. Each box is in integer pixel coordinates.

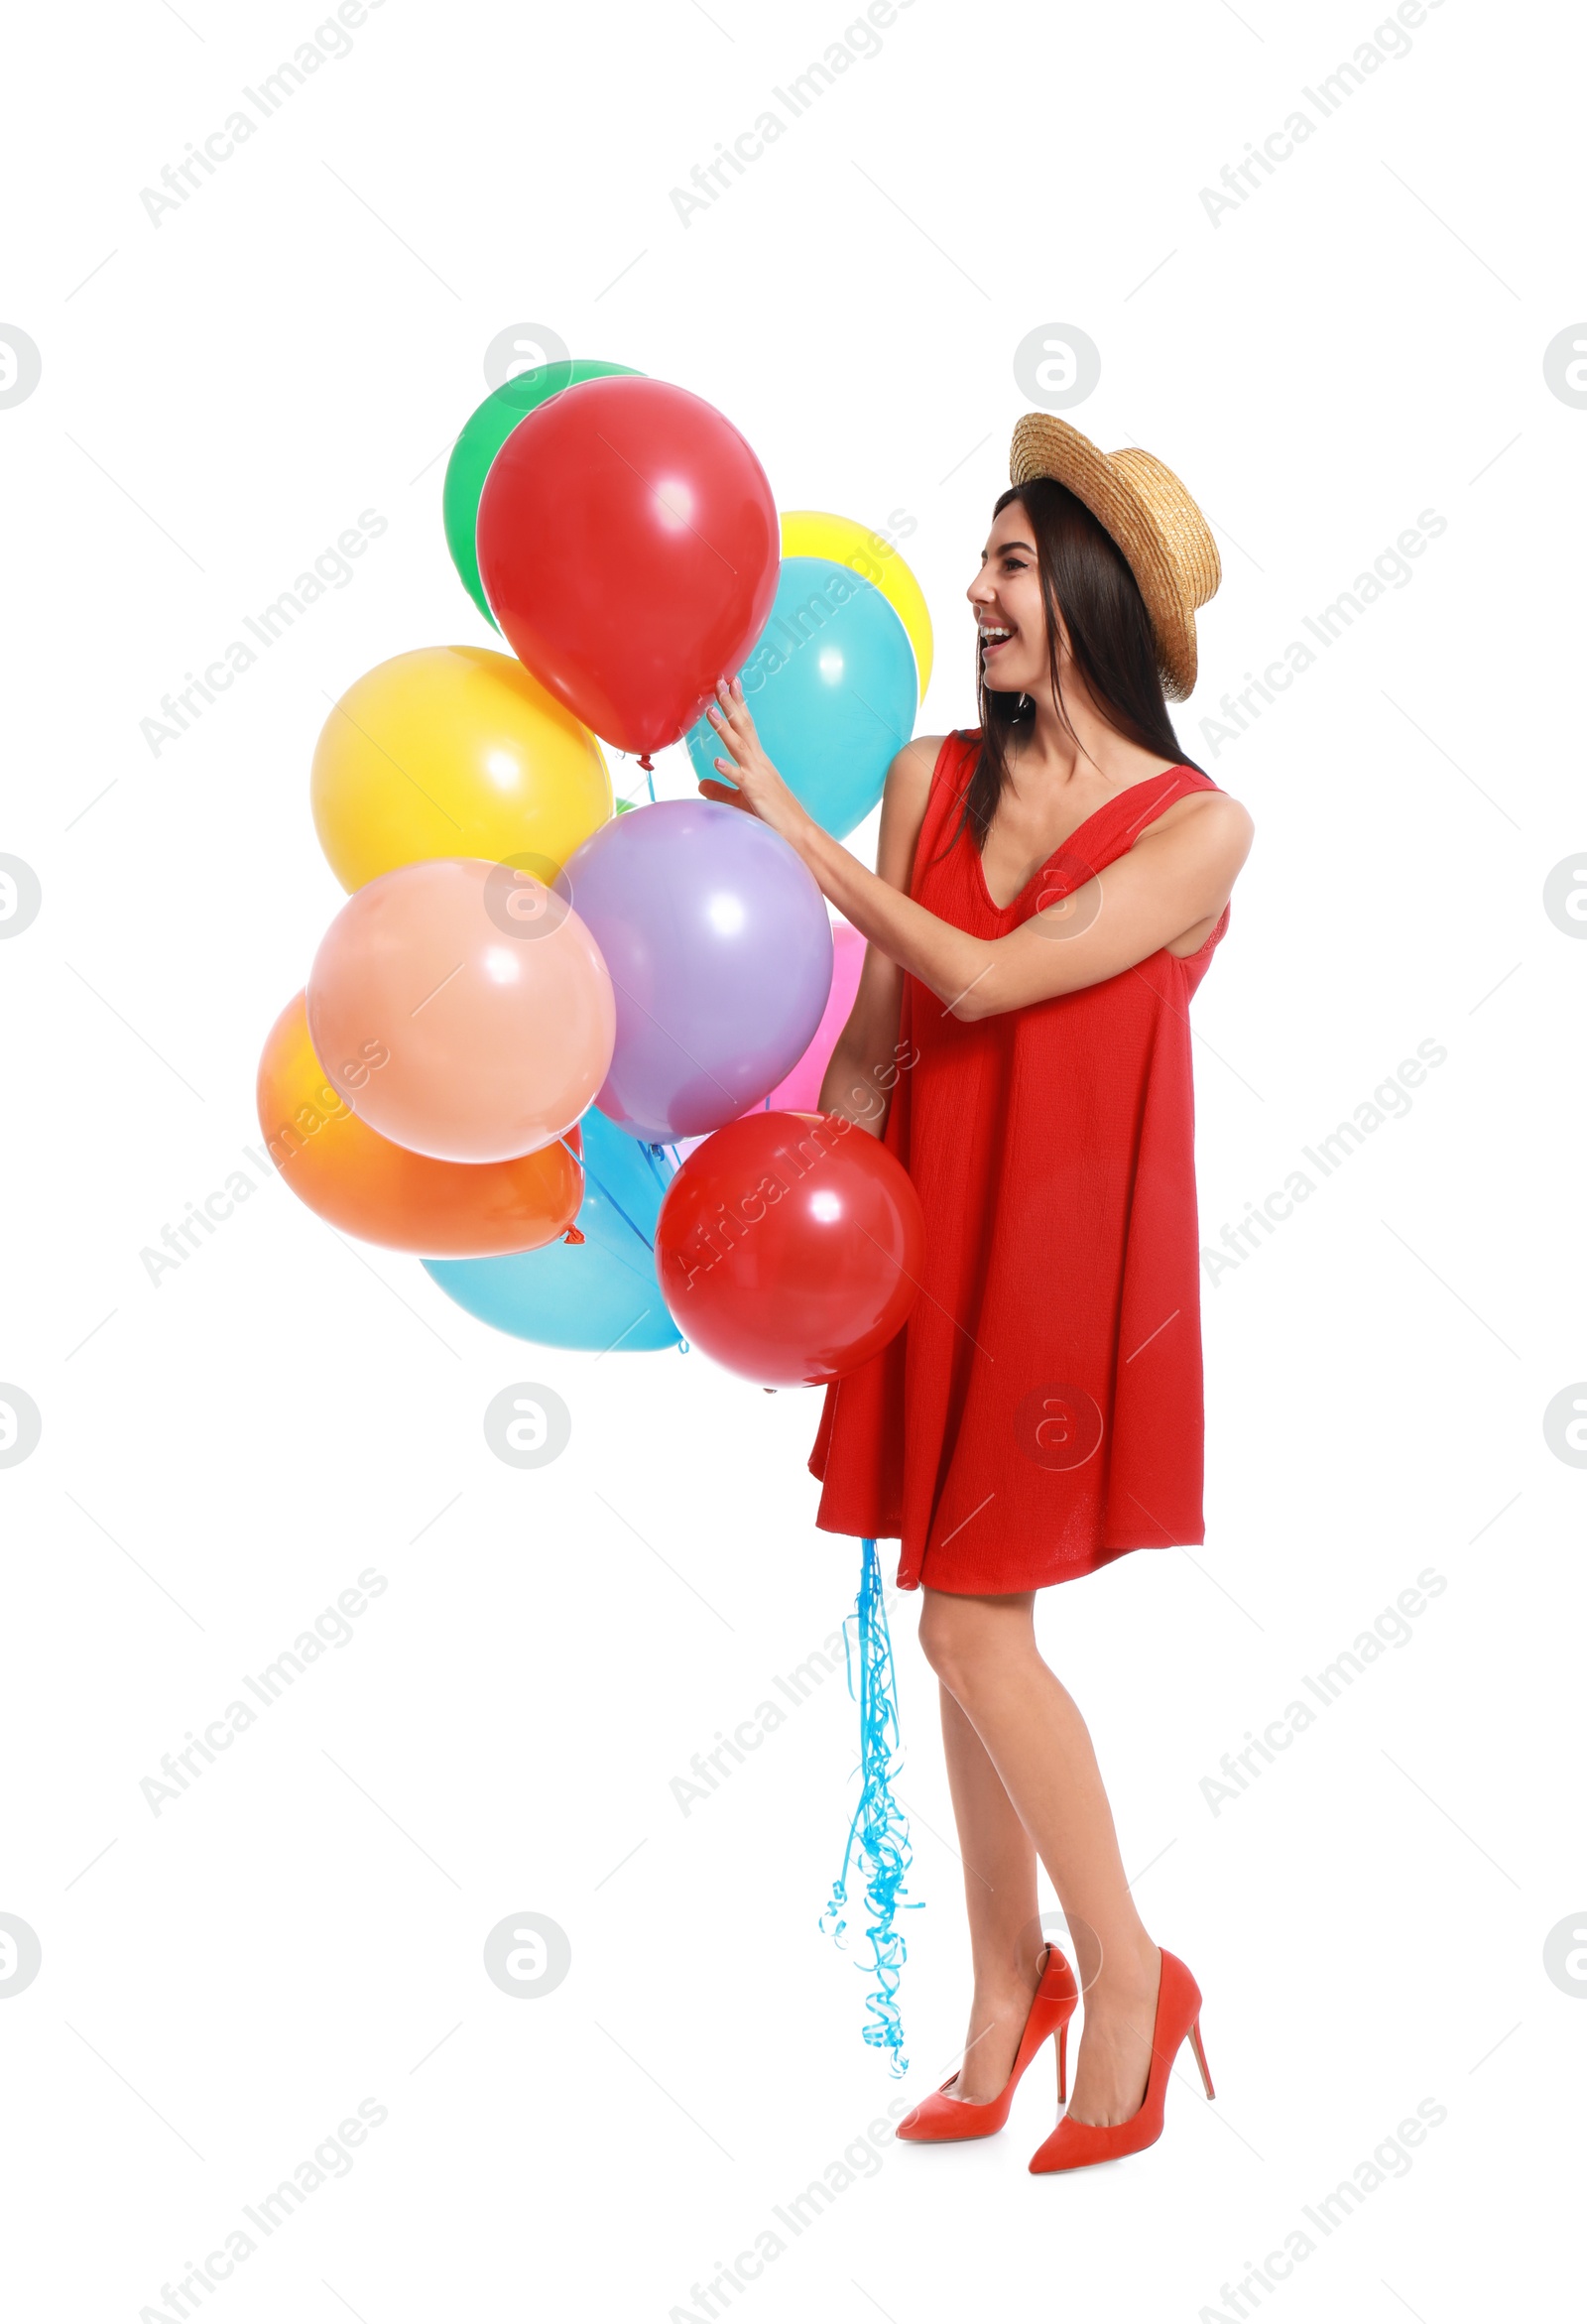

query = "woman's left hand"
[{"left": 698, "top": 677, "right": 811, "bottom": 846}]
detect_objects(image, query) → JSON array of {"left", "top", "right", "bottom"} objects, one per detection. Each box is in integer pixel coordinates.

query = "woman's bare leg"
[
  {"left": 936, "top": 1683, "right": 1045, "bottom": 2104},
  {"left": 918, "top": 1586, "right": 1161, "bottom": 2126}
]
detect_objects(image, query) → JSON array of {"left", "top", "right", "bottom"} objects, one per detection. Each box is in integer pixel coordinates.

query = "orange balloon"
[
  {"left": 305, "top": 855, "right": 616, "bottom": 1163},
  {"left": 256, "top": 992, "right": 584, "bottom": 1255}
]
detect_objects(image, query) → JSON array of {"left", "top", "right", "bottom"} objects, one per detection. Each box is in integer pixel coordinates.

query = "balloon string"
[
  {"left": 556, "top": 1135, "right": 655, "bottom": 1253},
  {"left": 637, "top": 1142, "right": 674, "bottom": 1196},
  {"left": 821, "top": 1537, "right": 915, "bottom": 2071}
]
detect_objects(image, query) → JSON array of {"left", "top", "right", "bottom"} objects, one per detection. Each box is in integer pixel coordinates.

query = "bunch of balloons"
[{"left": 257, "top": 355, "right": 933, "bottom": 1383}]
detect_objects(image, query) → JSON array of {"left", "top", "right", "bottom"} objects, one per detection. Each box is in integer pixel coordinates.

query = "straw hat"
[{"left": 1009, "top": 413, "right": 1221, "bottom": 700}]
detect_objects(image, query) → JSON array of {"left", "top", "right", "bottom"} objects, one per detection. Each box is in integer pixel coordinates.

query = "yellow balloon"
[
  {"left": 311, "top": 646, "right": 613, "bottom": 893},
  {"left": 780, "top": 510, "right": 933, "bottom": 697}
]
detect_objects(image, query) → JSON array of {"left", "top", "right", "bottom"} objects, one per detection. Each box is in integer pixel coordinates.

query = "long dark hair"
[{"left": 943, "top": 477, "right": 1200, "bottom": 854}]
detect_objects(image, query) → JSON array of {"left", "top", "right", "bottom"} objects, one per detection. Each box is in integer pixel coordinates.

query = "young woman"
[{"left": 699, "top": 412, "right": 1252, "bottom": 2174}]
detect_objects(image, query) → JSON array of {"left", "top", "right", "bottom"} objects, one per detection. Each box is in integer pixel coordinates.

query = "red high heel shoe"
[
  {"left": 1028, "top": 1949, "right": 1213, "bottom": 2173},
  {"left": 897, "top": 1945, "right": 1080, "bottom": 2143}
]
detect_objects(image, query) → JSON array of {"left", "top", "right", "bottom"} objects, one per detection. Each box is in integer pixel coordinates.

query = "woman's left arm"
[{"left": 701, "top": 678, "right": 1254, "bottom": 1024}]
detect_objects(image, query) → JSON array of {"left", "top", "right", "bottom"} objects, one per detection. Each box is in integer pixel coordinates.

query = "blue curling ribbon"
[{"left": 821, "top": 1536, "right": 916, "bottom": 2071}]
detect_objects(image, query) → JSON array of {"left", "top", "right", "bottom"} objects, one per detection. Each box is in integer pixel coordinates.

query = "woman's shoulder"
[
  {"left": 886, "top": 730, "right": 979, "bottom": 791},
  {"left": 1166, "top": 761, "right": 1225, "bottom": 796},
  {"left": 875, "top": 733, "right": 978, "bottom": 885},
  {"left": 1136, "top": 773, "right": 1255, "bottom": 870}
]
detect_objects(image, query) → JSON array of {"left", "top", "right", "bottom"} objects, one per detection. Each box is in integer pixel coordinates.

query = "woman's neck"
[{"left": 1009, "top": 675, "right": 1172, "bottom": 794}]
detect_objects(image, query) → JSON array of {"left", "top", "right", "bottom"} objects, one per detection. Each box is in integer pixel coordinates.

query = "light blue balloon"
[
  {"left": 424, "top": 1109, "right": 680, "bottom": 1352},
  {"left": 685, "top": 555, "right": 917, "bottom": 841}
]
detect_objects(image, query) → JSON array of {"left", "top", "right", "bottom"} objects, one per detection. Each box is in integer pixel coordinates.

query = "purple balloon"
[{"left": 558, "top": 799, "right": 834, "bottom": 1143}]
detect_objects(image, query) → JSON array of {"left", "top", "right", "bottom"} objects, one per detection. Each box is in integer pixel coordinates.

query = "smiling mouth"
[{"left": 979, "top": 624, "right": 1014, "bottom": 656}]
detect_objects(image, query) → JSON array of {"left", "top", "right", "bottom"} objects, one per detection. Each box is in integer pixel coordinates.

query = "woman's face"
[{"left": 966, "top": 498, "right": 1055, "bottom": 697}]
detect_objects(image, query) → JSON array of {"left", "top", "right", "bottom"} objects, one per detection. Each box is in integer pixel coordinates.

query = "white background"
[{"left": 2, "top": 0, "right": 1582, "bottom": 2317}]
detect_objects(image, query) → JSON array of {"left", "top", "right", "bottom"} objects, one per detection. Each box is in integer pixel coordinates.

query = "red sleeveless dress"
[{"left": 809, "top": 731, "right": 1229, "bottom": 1595}]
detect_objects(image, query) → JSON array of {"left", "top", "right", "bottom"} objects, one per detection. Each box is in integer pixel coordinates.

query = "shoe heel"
[
  {"left": 1055, "top": 2018, "right": 1068, "bottom": 2105},
  {"left": 1187, "top": 2015, "right": 1215, "bottom": 2100}
]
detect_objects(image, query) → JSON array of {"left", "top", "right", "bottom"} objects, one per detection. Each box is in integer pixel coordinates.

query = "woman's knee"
[{"left": 917, "top": 1590, "right": 1033, "bottom": 1701}]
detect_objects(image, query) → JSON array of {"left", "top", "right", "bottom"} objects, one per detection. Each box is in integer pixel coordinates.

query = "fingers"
[
  {"left": 708, "top": 674, "right": 758, "bottom": 751},
  {"left": 697, "top": 778, "right": 750, "bottom": 811},
  {"left": 704, "top": 702, "right": 744, "bottom": 765},
  {"left": 703, "top": 674, "right": 779, "bottom": 816}
]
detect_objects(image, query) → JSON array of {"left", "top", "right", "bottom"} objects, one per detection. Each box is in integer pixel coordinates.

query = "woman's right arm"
[{"left": 816, "top": 737, "right": 941, "bottom": 1137}]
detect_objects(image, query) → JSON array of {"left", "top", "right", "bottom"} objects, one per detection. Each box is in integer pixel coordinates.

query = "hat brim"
[{"left": 1010, "top": 413, "right": 1201, "bottom": 700}]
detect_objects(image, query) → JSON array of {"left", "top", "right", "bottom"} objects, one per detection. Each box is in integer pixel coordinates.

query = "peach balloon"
[
  {"left": 305, "top": 856, "right": 615, "bottom": 1163},
  {"left": 257, "top": 991, "right": 584, "bottom": 1255}
]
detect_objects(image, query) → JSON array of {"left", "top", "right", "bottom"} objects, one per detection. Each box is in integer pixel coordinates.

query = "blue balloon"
[
  {"left": 685, "top": 555, "right": 917, "bottom": 841},
  {"left": 424, "top": 1109, "right": 680, "bottom": 1352}
]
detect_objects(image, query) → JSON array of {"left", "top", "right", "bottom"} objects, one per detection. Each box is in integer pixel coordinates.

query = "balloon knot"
[
  {"left": 637, "top": 752, "right": 655, "bottom": 773},
  {"left": 561, "top": 1225, "right": 586, "bottom": 1245}
]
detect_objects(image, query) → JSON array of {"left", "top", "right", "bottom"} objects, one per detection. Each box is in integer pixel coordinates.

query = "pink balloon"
[
  {"left": 747, "top": 920, "right": 865, "bottom": 1114},
  {"left": 306, "top": 857, "right": 615, "bottom": 1164}
]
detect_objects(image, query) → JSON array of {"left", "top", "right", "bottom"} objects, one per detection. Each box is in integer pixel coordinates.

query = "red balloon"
[
  {"left": 655, "top": 1110, "right": 923, "bottom": 1387},
  {"left": 476, "top": 375, "right": 780, "bottom": 758}
]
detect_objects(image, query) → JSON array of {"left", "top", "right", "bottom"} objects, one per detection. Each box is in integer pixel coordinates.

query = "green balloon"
[{"left": 442, "top": 359, "right": 642, "bottom": 629}]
